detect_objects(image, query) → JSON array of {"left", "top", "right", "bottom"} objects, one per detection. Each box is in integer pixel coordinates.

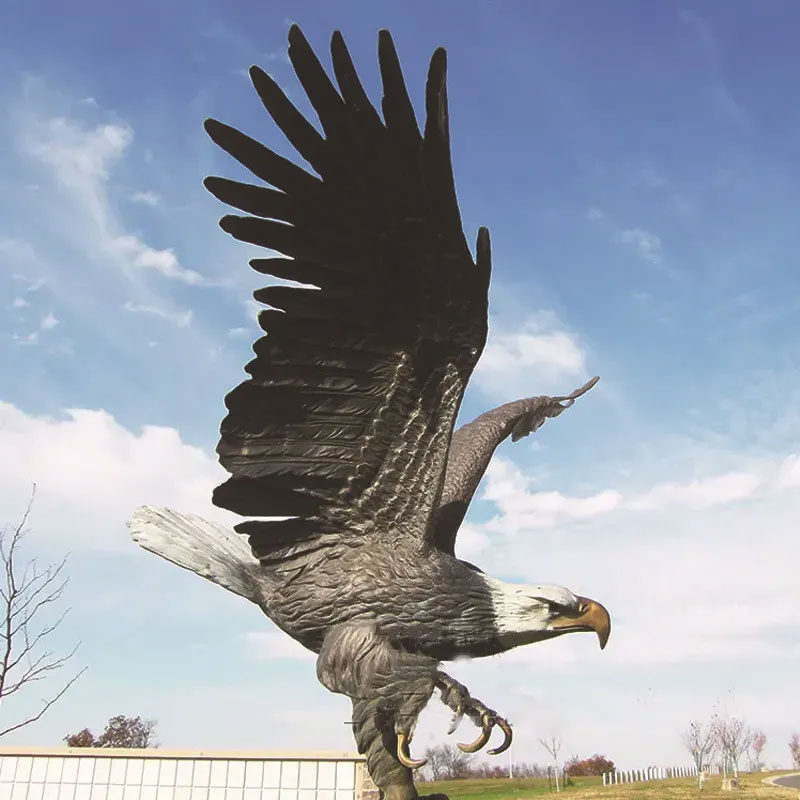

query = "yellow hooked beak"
[{"left": 550, "top": 596, "right": 611, "bottom": 649}]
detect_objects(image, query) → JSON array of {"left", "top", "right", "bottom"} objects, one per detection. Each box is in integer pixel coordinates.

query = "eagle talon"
[
  {"left": 487, "top": 717, "right": 513, "bottom": 756},
  {"left": 397, "top": 731, "right": 427, "bottom": 769},
  {"left": 457, "top": 713, "right": 492, "bottom": 753}
]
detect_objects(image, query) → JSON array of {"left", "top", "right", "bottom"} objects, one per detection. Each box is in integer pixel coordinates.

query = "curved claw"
[
  {"left": 447, "top": 705, "right": 464, "bottom": 735},
  {"left": 457, "top": 714, "right": 492, "bottom": 753},
  {"left": 397, "top": 731, "right": 427, "bottom": 769},
  {"left": 487, "top": 718, "right": 513, "bottom": 756}
]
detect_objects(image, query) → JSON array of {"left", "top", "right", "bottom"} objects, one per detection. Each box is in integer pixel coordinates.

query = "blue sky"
[{"left": 1, "top": 0, "right": 799, "bottom": 772}]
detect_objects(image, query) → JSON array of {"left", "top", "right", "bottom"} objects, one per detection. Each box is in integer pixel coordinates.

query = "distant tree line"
[
  {"left": 419, "top": 744, "right": 613, "bottom": 783},
  {"left": 563, "top": 754, "right": 615, "bottom": 776},
  {"left": 65, "top": 715, "right": 158, "bottom": 749}
]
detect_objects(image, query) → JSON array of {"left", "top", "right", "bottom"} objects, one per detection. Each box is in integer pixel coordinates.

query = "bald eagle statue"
[{"left": 129, "top": 25, "right": 609, "bottom": 800}]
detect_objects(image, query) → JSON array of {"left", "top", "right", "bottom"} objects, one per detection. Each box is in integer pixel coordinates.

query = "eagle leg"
[
  {"left": 435, "top": 671, "right": 513, "bottom": 756},
  {"left": 350, "top": 675, "right": 437, "bottom": 800},
  {"left": 317, "top": 624, "right": 441, "bottom": 799}
]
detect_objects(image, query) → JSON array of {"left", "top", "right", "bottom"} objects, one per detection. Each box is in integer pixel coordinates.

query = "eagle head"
[{"left": 486, "top": 577, "right": 611, "bottom": 652}]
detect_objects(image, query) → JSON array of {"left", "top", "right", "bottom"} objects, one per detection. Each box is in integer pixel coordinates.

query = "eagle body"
[
  {"left": 262, "top": 543, "right": 500, "bottom": 660},
  {"left": 130, "top": 24, "right": 609, "bottom": 800}
]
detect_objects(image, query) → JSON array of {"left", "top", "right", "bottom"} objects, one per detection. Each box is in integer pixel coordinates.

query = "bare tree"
[
  {"left": 748, "top": 730, "right": 766, "bottom": 773},
  {"left": 0, "top": 487, "right": 85, "bottom": 737},
  {"left": 713, "top": 716, "right": 751, "bottom": 779},
  {"left": 789, "top": 733, "right": 800, "bottom": 769},
  {"left": 682, "top": 719, "right": 718, "bottom": 789},
  {"left": 421, "top": 744, "right": 471, "bottom": 780},
  {"left": 539, "top": 734, "right": 563, "bottom": 792},
  {"left": 421, "top": 745, "right": 444, "bottom": 781}
]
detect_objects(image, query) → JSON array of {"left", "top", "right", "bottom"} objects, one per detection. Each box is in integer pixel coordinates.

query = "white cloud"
[
  {"left": 465, "top": 440, "right": 800, "bottom": 701},
  {"left": 627, "top": 471, "right": 761, "bottom": 511},
  {"left": 12, "top": 297, "right": 28, "bottom": 308},
  {"left": 244, "top": 298, "right": 261, "bottom": 323},
  {"left": 25, "top": 119, "right": 132, "bottom": 229},
  {"left": 228, "top": 327, "right": 251, "bottom": 338},
  {"left": 616, "top": 227, "right": 663, "bottom": 264},
  {"left": 130, "top": 190, "right": 161, "bottom": 207},
  {"left": 774, "top": 454, "right": 800, "bottom": 490},
  {"left": 112, "top": 235, "right": 207, "bottom": 285},
  {"left": 586, "top": 210, "right": 681, "bottom": 278},
  {"left": 586, "top": 206, "right": 604, "bottom": 221},
  {"left": 123, "top": 300, "right": 193, "bottom": 328},
  {"left": 481, "top": 456, "right": 777, "bottom": 534},
  {"left": 11, "top": 272, "right": 46, "bottom": 293},
  {"left": 474, "top": 313, "right": 587, "bottom": 397},
  {"left": 0, "top": 402, "right": 236, "bottom": 552},
  {"left": 11, "top": 331, "right": 38, "bottom": 345},
  {"left": 11, "top": 310, "right": 60, "bottom": 346},
  {"left": 40, "top": 312, "right": 59, "bottom": 330},
  {"left": 482, "top": 458, "right": 622, "bottom": 530},
  {"left": 21, "top": 115, "right": 207, "bottom": 286},
  {"left": 242, "top": 631, "right": 315, "bottom": 662},
  {"left": 451, "top": 522, "right": 491, "bottom": 563},
  {"left": 261, "top": 48, "right": 291, "bottom": 66}
]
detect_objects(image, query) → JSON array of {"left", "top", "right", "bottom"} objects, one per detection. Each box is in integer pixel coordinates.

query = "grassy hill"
[{"left": 418, "top": 772, "right": 797, "bottom": 800}]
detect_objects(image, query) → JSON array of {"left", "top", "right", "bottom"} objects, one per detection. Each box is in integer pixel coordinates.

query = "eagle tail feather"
[{"left": 127, "top": 505, "right": 267, "bottom": 604}]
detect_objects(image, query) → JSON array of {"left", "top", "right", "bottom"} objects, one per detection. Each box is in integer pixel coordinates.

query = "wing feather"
[
  {"left": 206, "top": 26, "right": 490, "bottom": 568},
  {"left": 248, "top": 65, "right": 328, "bottom": 172},
  {"left": 433, "top": 378, "right": 599, "bottom": 555}
]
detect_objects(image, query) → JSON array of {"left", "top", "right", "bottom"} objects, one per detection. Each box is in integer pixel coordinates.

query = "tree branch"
[
  {"left": 0, "top": 485, "right": 84, "bottom": 736},
  {"left": 0, "top": 667, "right": 87, "bottom": 737}
]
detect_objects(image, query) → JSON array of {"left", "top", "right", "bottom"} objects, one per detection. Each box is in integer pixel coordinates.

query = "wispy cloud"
[
  {"left": 227, "top": 326, "right": 250, "bottom": 338},
  {"left": 586, "top": 207, "right": 683, "bottom": 279},
  {"left": 123, "top": 300, "right": 193, "bottom": 328},
  {"left": 627, "top": 471, "right": 761, "bottom": 511},
  {"left": 679, "top": 9, "right": 747, "bottom": 124},
  {"left": 11, "top": 312, "right": 60, "bottom": 346},
  {"left": 475, "top": 312, "right": 587, "bottom": 398},
  {"left": 242, "top": 631, "right": 315, "bottom": 662},
  {"left": 261, "top": 47, "right": 291, "bottom": 66},
  {"left": 130, "top": 190, "right": 160, "bottom": 207},
  {"left": 586, "top": 206, "right": 604, "bottom": 222},
  {"left": 21, "top": 115, "right": 208, "bottom": 286},
  {"left": 615, "top": 227, "right": 664, "bottom": 265},
  {"left": 40, "top": 312, "right": 59, "bottom": 330},
  {"left": 479, "top": 449, "right": 800, "bottom": 533},
  {"left": 111, "top": 235, "right": 207, "bottom": 285}
]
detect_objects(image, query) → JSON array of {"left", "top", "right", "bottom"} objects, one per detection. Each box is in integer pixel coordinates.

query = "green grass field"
[
  {"left": 420, "top": 775, "right": 602, "bottom": 800},
  {"left": 419, "top": 772, "right": 797, "bottom": 800}
]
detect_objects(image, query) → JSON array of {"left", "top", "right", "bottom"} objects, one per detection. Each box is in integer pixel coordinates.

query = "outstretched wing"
[
  {"left": 432, "top": 377, "right": 599, "bottom": 556},
  {"left": 205, "top": 26, "right": 490, "bottom": 568}
]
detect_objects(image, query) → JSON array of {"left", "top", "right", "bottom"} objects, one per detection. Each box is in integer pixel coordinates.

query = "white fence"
[
  {"left": 602, "top": 765, "right": 703, "bottom": 785},
  {"left": 0, "top": 747, "right": 374, "bottom": 800}
]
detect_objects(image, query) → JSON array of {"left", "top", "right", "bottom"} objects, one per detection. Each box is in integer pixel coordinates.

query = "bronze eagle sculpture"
[{"left": 129, "top": 25, "right": 609, "bottom": 800}]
